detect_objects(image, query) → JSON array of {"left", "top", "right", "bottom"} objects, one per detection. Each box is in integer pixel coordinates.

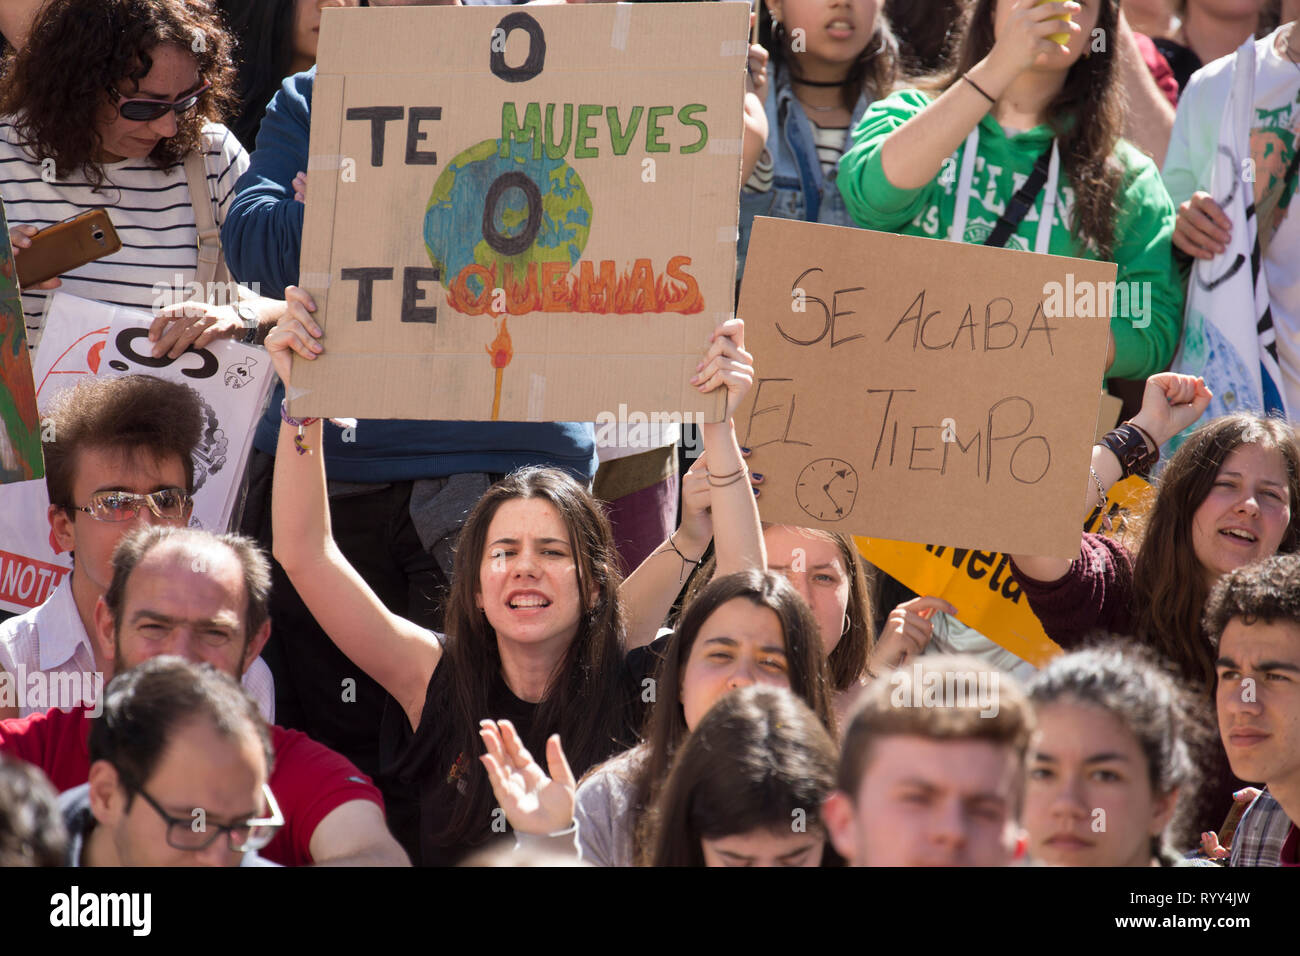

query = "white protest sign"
[{"left": 0, "top": 294, "right": 274, "bottom": 614}]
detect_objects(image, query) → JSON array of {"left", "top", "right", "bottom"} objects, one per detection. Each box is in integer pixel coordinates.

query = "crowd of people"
[{"left": 0, "top": 0, "right": 1297, "bottom": 870}]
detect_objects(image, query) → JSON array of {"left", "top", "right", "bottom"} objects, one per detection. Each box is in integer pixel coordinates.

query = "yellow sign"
[{"left": 856, "top": 476, "right": 1151, "bottom": 669}]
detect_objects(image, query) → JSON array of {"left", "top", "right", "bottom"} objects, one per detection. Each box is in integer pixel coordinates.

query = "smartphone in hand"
[{"left": 15, "top": 209, "right": 122, "bottom": 289}]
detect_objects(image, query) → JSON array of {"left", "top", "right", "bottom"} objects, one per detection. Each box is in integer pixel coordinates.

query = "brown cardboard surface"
[
  {"left": 1095, "top": 391, "right": 1123, "bottom": 441},
  {"left": 292, "top": 4, "right": 745, "bottom": 422},
  {"left": 735, "top": 217, "right": 1115, "bottom": 560}
]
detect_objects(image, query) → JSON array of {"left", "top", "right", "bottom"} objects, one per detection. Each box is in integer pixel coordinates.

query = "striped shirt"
[
  {"left": 0, "top": 121, "right": 248, "bottom": 351},
  {"left": 743, "top": 123, "right": 849, "bottom": 193},
  {"left": 809, "top": 124, "right": 849, "bottom": 179}
]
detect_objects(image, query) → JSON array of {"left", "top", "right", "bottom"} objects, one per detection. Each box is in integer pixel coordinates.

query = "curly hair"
[
  {"left": 1204, "top": 554, "right": 1300, "bottom": 648},
  {"left": 0, "top": 0, "right": 237, "bottom": 189}
]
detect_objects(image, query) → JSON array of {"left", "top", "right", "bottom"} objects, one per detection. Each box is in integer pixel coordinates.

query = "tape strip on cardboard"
[
  {"left": 528, "top": 373, "right": 546, "bottom": 420},
  {"left": 610, "top": 4, "right": 631, "bottom": 50}
]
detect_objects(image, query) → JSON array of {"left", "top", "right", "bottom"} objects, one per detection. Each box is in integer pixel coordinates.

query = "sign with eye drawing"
[{"left": 0, "top": 294, "right": 273, "bottom": 614}]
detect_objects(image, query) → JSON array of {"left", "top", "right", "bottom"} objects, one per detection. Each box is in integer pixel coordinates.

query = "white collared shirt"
[{"left": 0, "top": 577, "right": 275, "bottom": 721}]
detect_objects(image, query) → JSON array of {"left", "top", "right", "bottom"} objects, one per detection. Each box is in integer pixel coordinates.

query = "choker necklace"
[{"left": 791, "top": 76, "right": 844, "bottom": 88}]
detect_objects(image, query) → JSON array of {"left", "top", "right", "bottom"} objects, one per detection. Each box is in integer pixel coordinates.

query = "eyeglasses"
[
  {"left": 114, "top": 80, "right": 210, "bottom": 123},
  {"left": 131, "top": 782, "right": 284, "bottom": 854},
  {"left": 68, "top": 488, "right": 192, "bottom": 522}
]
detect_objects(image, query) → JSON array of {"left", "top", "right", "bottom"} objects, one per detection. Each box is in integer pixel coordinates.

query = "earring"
[{"left": 841, "top": 611, "right": 851, "bottom": 636}]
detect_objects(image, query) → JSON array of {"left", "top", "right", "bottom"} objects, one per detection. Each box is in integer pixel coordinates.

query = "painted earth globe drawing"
[
  {"left": 424, "top": 138, "right": 592, "bottom": 300},
  {"left": 1167, "top": 308, "right": 1262, "bottom": 454}
]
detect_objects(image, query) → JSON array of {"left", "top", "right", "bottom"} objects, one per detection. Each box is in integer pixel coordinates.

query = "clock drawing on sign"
[{"left": 795, "top": 458, "right": 858, "bottom": 522}]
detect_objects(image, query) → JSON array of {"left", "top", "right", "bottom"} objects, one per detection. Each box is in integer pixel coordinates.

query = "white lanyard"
[{"left": 949, "top": 128, "right": 1060, "bottom": 254}]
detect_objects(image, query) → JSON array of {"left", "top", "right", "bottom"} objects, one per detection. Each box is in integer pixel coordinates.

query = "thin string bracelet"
[
  {"left": 962, "top": 73, "right": 996, "bottom": 105},
  {"left": 706, "top": 465, "right": 749, "bottom": 488},
  {"left": 707, "top": 468, "right": 748, "bottom": 486},
  {"left": 665, "top": 530, "right": 706, "bottom": 583}
]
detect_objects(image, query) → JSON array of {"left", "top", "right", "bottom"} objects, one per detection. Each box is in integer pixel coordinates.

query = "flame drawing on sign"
[{"left": 486, "top": 313, "right": 513, "bottom": 421}]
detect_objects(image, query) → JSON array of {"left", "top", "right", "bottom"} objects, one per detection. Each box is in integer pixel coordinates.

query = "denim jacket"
[{"left": 736, "top": 67, "right": 873, "bottom": 283}]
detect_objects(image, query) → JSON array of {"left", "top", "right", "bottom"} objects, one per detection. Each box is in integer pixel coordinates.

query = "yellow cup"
[{"left": 1035, "top": 0, "right": 1072, "bottom": 46}]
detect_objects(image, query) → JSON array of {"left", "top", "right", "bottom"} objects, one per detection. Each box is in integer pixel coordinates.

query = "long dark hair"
[
  {"left": 215, "top": 0, "right": 296, "bottom": 148},
  {"left": 0, "top": 0, "right": 237, "bottom": 189},
  {"left": 761, "top": 0, "right": 900, "bottom": 111},
  {"left": 645, "top": 685, "right": 838, "bottom": 867},
  {"left": 1027, "top": 642, "right": 1203, "bottom": 865},
  {"left": 685, "top": 526, "right": 874, "bottom": 691},
  {"left": 436, "top": 466, "right": 632, "bottom": 848},
  {"left": 1131, "top": 415, "right": 1300, "bottom": 690},
  {"left": 886, "top": 0, "right": 965, "bottom": 77},
  {"left": 919, "top": 0, "right": 1125, "bottom": 259},
  {"left": 624, "top": 569, "right": 835, "bottom": 863}
]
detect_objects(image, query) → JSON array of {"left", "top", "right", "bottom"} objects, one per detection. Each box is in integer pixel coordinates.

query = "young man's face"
[
  {"left": 51, "top": 446, "right": 191, "bottom": 596},
  {"left": 88, "top": 716, "right": 268, "bottom": 867},
  {"left": 93, "top": 541, "right": 268, "bottom": 682},
  {"left": 823, "top": 735, "right": 1024, "bottom": 866},
  {"left": 1216, "top": 618, "right": 1300, "bottom": 792}
]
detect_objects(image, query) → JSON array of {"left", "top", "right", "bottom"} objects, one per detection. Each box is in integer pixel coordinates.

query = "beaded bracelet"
[{"left": 280, "top": 399, "right": 320, "bottom": 455}]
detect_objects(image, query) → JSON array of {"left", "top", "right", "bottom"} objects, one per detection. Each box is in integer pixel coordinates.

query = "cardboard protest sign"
[
  {"left": 1095, "top": 392, "right": 1123, "bottom": 442},
  {"left": 0, "top": 198, "right": 42, "bottom": 484},
  {"left": 293, "top": 4, "right": 746, "bottom": 423},
  {"left": 735, "top": 217, "right": 1115, "bottom": 560},
  {"left": 854, "top": 477, "right": 1153, "bottom": 669},
  {"left": 0, "top": 294, "right": 273, "bottom": 614}
]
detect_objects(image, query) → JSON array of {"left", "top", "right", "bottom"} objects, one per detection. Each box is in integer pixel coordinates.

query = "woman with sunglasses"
[{"left": 0, "top": 0, "right": 295, "bottom": 356}]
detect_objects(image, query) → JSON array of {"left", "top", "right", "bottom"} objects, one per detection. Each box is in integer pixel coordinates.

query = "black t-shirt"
[
  {"left": 378, "top": 634, "right": 653, "bottom": 866},
  {"left": 1152, "top": 37, "right": 1203, "bottom": 93}
]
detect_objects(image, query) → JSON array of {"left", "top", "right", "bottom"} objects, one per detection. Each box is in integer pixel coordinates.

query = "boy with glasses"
[
  {"left": 61, "top": 656, "right": 281, "bottom": 867},
  {"left": 0, "top": 374, "right": 275, "bottom": 721}
]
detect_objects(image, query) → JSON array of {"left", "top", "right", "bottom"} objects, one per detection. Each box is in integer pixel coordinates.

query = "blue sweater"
[{"left": 223, "top": 69, "right": 596, "bottom": 483}]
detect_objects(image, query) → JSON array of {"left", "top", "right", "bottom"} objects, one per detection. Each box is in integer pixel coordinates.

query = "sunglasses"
[
  {"left": 114, "top": 80, "right": 210, "bottom": 123},
  {"left": 69, "top": 487, "right": 192, "bottom": 522}
]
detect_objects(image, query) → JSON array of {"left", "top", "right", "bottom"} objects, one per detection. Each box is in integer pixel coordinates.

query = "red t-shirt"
[
  {"left": 1134, "top": 32, "right": 1180, "bottom": 108},
  {"left": 1281, "top": 824, "right": 1299, "bottom": 867},
  {"left": 0, "top": 706, "right": 382, "bottom": 866}
]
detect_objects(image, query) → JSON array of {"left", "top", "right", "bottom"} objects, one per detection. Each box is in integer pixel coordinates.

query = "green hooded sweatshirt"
[{"left": 837, "top": 89, "right": 1183, "bottom": 380}]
